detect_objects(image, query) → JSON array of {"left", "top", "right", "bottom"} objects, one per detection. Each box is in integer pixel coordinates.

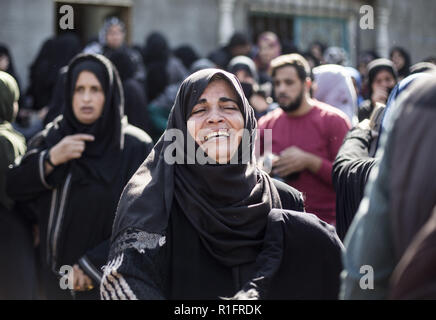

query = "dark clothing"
[
  {"left": 0, "top": 123, "right": 35, "bottom": 299},
  {"left": 167, "top": 183, "right": 313, "bottom": 300},
  {"left": 339, "top": 72, "right": 436, "bottom": 299},
  {"left": 6, "top": 54, "right": 153, "bottom": 299},
  {"left": 0, "top": 207, "right": 37, "bottom": 299},
  {"left": 123, "top": 78, "right": 151, "bottom": 133},
  {"left": 208, "top": 46, "right": 232, "bottom": 69},
  {"left": 101, "top": 197, "right": 343, "bottom": 300},
  {"left": 102, "top": 69, "right": 343, "bottom": 300},
  {"left": 44, "top": 68, "right": 67, "bottom": 126},
  {"left": 0, "top": 124, "right": 26, "bottom": 210},
  {"left": 142, "top": 33, "right": 188, "bottom": 102},
  {"left": 332, "top": 126, "right": 379, "bottom": 240},
  {"left": 112, "top": 69, "right": 282, "bottom": 268},
  {"left": 0, "top": 72, "right": 36, "bottom": 299},
  {"left": 6, "top": 122, "right": 152, "bottom": 299},
  {"left": 388, "top": 77, "right": 436, "bottom": 261},
  {"left": 27, "top": 33, "right": 81, "bottom": 111},
  {"left": 389, "top": 208, "right": 436, "bottom": 299},
  {"left": 105, "top": 48, "right": 151, "bottom": 133},
  {"left": 103, "top": 46, "right": 145, "bottom": 83},
  {"left": 358, "top": 99, "right": 374, "bottom": 122}
]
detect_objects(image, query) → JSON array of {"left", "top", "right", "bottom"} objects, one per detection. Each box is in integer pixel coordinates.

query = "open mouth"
[
  {"left": 202, "top": 129, "right": 230, "bottom": 142},
  {"left": 80, "top": 106, "right": 94, "bottom": 114}
]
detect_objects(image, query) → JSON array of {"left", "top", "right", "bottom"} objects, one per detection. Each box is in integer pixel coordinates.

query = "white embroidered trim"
[
  {"left": 100, "top": 253, "right": 137, "bottom": 300},
  {"left": 79, "top": 256, "right": 103, "bottom": 284},
  {"left": 112, "top": 230, "right": 166, "bottom": 255}
]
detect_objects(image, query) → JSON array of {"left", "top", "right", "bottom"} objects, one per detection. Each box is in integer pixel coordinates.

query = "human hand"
[
  {"left": 272, "top": 146, "right": 309, "bottom": 177},
  {"left": 72, "top": 264, "right": 94, "bottom": 291},
  {"left": 49, "top": 134, "right": 95, "bottom": 166},
  {"left": 371, "top": 87, "right": 388, "bottom": 105}
]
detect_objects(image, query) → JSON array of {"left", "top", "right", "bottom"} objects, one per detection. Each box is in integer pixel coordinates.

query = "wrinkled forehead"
[
  {"left": 198, "top": 78, "right": 239, "bottom": 101},
  {"left": 181, "top": 69, "right": 245, "bottom": 114}
]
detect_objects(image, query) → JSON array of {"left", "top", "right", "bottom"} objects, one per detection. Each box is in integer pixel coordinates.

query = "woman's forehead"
[
  {"left": 75, "top": 70, "right": 102, "bottom": 85},
  {"left": 200, "top": 79, "right": 238, "bottom": 98}
]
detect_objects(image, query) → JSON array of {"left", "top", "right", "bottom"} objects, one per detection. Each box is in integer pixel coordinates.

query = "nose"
[
  {"left": 383, "top": 80, "right": 392, "bottom": 88},
  {"left": 206, "top": 107, "right": 224, "bottom": 124},
  {"left": 83, "top": 88, "right": 92, "bottom": 102},
  {"left": 275, "top": 82, "right": 285, "bottom": 95}
]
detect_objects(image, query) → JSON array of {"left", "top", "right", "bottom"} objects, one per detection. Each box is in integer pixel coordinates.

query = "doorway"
[{"left": 54, "top": 0, "right": 132, "bottom": 47}]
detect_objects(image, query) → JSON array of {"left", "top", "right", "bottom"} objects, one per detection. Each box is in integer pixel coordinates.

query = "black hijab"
[
  {"left": 45, "top": 53, "right": 125, "bottom": 184},
  {"left": 142, "top": 32, "right": 170, "bottom": 101},
  {"left": 112, "top": 68, "right": 282, "bottom": 267},
  {"left": 28, "top": 33, "right": 81, "bottom": 110},
  {"left": 390, "top": 47, "right": 411, "bottom": 79},
  {"left": 106, "top": 48, "right": 136, "bottom": 81}
]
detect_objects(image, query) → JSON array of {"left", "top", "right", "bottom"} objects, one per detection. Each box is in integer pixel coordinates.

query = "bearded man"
[{"left": 258, "top": 54, "right": 351, "bottom": 225}]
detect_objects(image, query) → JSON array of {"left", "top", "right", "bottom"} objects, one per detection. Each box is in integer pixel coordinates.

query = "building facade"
[{"left": 1, "top": 0, "right": 435, "bottom": 90}]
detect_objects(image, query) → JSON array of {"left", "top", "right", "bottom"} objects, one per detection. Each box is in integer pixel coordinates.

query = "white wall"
[
  {"left": 131, "top": 0, "right": 221, "bottom": 57},
  {"left": 384, "top": 0, "right": 436, "bottom": 63},
  {"left": 0, "top": 0, "right": 54, "bottom": 90},
  {"left": 2, "top": 0, "right": 435, "bottom": 92}
]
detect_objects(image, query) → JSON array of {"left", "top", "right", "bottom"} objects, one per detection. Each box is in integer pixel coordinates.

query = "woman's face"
[
  {"left": 0, "top": 54, "right": 10, "bottom": 71},
  {"left": 106, "top": 24, "right": 125, "bottom": 49},
  {"left": 72, "top": 71, "right": 105, "bottom": 125},
  {"left": 187, "top": 79, "right": 244, "bottom": 164},
  {"left": 391, "top": 50, "right": 405, "bottom": 70},
  {"left": 372, "top": 69, "right": 396, "bottom": 92}
]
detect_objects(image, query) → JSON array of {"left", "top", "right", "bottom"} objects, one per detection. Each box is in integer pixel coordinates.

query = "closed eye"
[
  {"left": 222, "top": 105, "right": 238, "bottom": 110},
  {"left": 190, "top": 107, "right": 206, "bottom": 115}
]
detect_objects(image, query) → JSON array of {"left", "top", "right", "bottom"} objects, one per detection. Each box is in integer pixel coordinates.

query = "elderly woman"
[
  {"left": 101, "top": 69, "right": 343, "bottom": 300},
  {"left": 7, "top": 54, "right": 153, "bottom": 299}
]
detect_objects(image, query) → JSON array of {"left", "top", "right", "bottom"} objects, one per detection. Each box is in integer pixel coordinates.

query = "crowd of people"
[{"left": 0, "top": 16, "right": 435, "bottom": 300}]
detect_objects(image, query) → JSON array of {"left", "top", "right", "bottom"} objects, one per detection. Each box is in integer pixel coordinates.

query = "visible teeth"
[{"left": 204, "top": 130, "right": 229, "bottom": 141}]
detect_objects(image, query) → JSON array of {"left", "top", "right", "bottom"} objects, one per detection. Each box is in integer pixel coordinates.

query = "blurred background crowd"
[{"left": 1, "top": 0, "right": 436, "bottom": 300}]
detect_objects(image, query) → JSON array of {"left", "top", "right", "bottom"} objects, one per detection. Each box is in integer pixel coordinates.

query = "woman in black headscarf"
[
  {"left": 358, "top": 58, "right": 398, "bottom": 122},
  {"left": 101, "top": 68, "right": 343, "bottom": 300},
  {"left": 0, "top": 44, "right": 19, "bottom": 83},
  {"left": 142, "top": 32, "right": 188, "bottom": 102},
  {"left": 107, "top": 48, "right": 151, "bottom": 133},
  {"left": 27, "top": 33, "right": 82, "bottom": 111},
  {"left": 6, "top": 53, "right": 153, "bottom": 300},
  {"left": 0, "top": 71, "right": 37, "bottom": 299},
  {"left": 390, "top": 47, "right": 411, "bottom": 81},
  {"left": 0, "top": 44, "right": 25, "bottom": 116}
]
